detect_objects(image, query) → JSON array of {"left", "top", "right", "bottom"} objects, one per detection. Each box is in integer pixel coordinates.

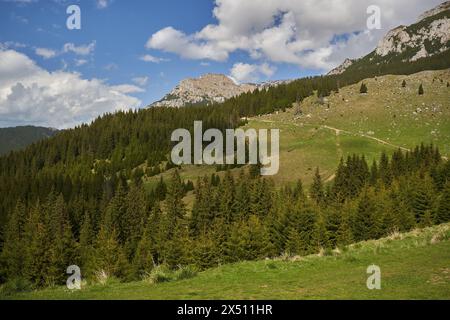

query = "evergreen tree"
[
  {"left": 360, "top": 83, "right": 368, "bottom": 94},
  {"left": 123, "top": 185, "right": 147, "bottom": 260},
  {"left": 310, "top": 168, "right": 325, "bottom": 205},
  {"left": 436, "top": 183, "right": 450, "bottom": 224},
  {"left": 418, "top": 84, "right": 424, "bottom": 95},
  {"left": 353, "top": 189, "right": 379, "bottom": 241},
  {"left": 1, "top": 201, "right": 27, "bottom": 279},
  {"left": 402, "top": 80, "right": 406, "bottom": 88}
]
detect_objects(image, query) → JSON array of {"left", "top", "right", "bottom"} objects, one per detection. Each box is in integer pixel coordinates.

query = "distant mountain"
[
  {"left": 0, "top": 126, "right": 58, "bottom": 155},
  {"left": 328, "top": 1, "right": 450, "bottom": 75},
  {"left": 150, "top": 73, "right": 292, "bottom": 108}
]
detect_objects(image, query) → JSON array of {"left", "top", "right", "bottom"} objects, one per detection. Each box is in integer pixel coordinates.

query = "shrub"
[
  {"left": 145, "top": 265, "right": 172, "bottom": 284},
  {"left": 174, "top": 265, "right": 198, "bottom": 281},
  {"left": 0, "top": 277, "right": 32, "bottom": 297}
]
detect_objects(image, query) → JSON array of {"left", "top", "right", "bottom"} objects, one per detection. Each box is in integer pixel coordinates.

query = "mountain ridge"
[{"left": 329, "top": 1, "right": 450, "bottom": 75}]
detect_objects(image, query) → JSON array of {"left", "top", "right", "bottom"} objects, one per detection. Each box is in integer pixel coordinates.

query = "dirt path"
[{"left": 255, "top": 118, "right": 448, "bottom": 161}]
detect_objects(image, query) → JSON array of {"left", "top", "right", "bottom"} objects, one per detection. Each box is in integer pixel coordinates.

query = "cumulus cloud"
[
  {"left": 230, "top": 62, "right": 276, "bottom": 83},
  {"left": 0, "top": 49, "right": 141, "bottom": 129},
  {"left": 63, "top": 41, "right": 96, "bottom": 56},
  {"left": 96, "top": 0, "right": 112, "bottom": 9},
  {"left": 132, "top": 76, "right": 149, "bottom": 86},
  {"left": 146, "top": 0, "right": 444, "bottom": 71},
  {"left": 35, "top": 47, "right": 57, "bottom": 59},
  {"left": 139, "top": 54, "right": 169, "bottom": 63}
]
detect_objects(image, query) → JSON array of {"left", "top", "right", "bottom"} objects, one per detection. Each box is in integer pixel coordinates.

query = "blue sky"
[{"left": 0, "top": 0, "right": 443, "bottom": 128}]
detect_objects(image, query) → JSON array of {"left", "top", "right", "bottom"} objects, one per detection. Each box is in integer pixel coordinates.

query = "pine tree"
[
  {"left": 164, "top": 220, "right": 190, "bottom": 269},
  {"left": 312, "top": 214, "right": 329, "bottom": 251},
  {"left": 436, "top": 183, "right": 450, "bottom": 224},
  {"left": 310, "top": 168, "right": 325, "bottom": 205},
  {"left": 79, "top": 210, "right": 95, "bottom": 276},
  {"left": 353, "top": 189, "right": 379, "bottom": 241},
  {"left": 418, "top": 84, "right": 424, "bottom": 95},
  {"left": 360, "top": 83, "right": 368, "bottom": 94},
  {"left": 123, "top": 185, "right": 147, "bottom": 260},
  {"left": 1, "top": 201, "right": 27, "bottom": 279},
  {"left": 165, "top": 170, "right": 186, "bottom": 237},
  {"left": 23, "top": 201, "right": 53, "bottom": 286},
  {"left": 133, "top": 205, "right": 162, "bottom": 278}
]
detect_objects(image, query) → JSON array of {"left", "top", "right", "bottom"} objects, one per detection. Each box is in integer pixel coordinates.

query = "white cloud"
[
  {"left": 110, "top": 84, "right": 145, "bottom": 94},
  {"left": 230, "top": 62, "right": 276, "bottom": 83},
  {"left": 35, "top": 47, "right": 57, "bottom": 59},
  {"left": 146, "top": 27, "right": 229, "bottom": 61},
  {"left": 146, "top": 0, "right": 444, "bottom": 71},
  {"left": 96, "top": 0, "right": 112, "bottom": 9},
  {"left": 104, "top": 63, "right": 118, "bottom": 71},
  {"left": 0, "top": 49, "right": 141, "bottom": 129},
  {"left": 74, "top": 59, "right": 88, "bottom": 66},
  {"left": 132, "top": 76, "right": 149, "bottom": 86},
  {"left": 139, "top": 54, "right": 169, "bottom": 63},
  {"left": 63, "top": 41, "right": 96, "bottom": 56}
]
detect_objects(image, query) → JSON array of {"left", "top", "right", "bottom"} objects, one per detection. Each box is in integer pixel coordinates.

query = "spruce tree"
[
  {"left": 310, "top": 168, "right": 325, "bottom": 205},
  {"left": 1, "top": 201, "right": 27, "bottom": 279},
  {"left": 418, "top": 84, "right": 424, "bottom": 95},
  {"left": 360, "top": 83, "right": 368, "bottom": 94},
  {"left": 436, "top": 183, "right": 450, "bottom": 224}
]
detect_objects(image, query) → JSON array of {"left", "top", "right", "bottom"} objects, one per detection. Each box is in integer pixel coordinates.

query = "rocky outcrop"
[
  {"left": 375, "top": 3, "right": 450, "bottom": 60},
  {"left": 151, "top": 74, "right": 257, "bottom": 108},
  {"left": 327, "top": 58, "right": 355, "bottom": 76},
  {"left": 150, "top": 73, "right": 292, "bottom": 108}
]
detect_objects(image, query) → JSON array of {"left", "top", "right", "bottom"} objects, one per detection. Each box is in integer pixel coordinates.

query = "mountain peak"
[{"left": 151, "top": 73, "right": 257, "bottom": 108}]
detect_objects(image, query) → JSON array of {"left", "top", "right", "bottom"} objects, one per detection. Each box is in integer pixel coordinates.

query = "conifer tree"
[
  {"left": 123, "top": 185, "right": 147, "bottom": 260},
  {"left": 360, "top": 83, "right": 368, "bottom": 94},
  {"left": 402, "top": 80, "right": 406, "bottom": 88},
  {"left": 79, "top": 210, "right": 95, "bottom": 276},
  {"left": 418, "top": 84, "right": 424, "bottom": 95},
  {"left": 312, "top": 214, "right": 329, "bottom": 251},
  {"left": 164, "top": 220, "right": 190, "bottom": 269},
  {"left": 133, "top": 204, "right": 162, "bottom": 278},
  {"left": 436, "top": 183, "right": 450, "bottom": 224},
  {"left": 353, "top": 189, "right": 379, "bottom": 241},
  {"left": 1, "top": 201, "right": 27, "bottom": 279},
  {"left": 310, "top": 168, "right": 325, "bottom": 205},
  {"left": 165, "top": 170, "right": 186, "bottom": 237}
]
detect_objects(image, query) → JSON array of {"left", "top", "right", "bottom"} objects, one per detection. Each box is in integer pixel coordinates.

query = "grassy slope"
[
  {"left": 143, "top": 70, "right": 450, "bottom": 190},
  {"left": 6, "top": 223, "right": 450, "bottom": 300}
]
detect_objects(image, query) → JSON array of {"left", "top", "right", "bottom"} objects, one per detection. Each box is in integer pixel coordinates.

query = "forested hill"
[
  {"left": 0, "top": 126, "right": 58, "bottom": 156},
  {"left": 0, "top": 43, "right": 450, "bottom": 237}
]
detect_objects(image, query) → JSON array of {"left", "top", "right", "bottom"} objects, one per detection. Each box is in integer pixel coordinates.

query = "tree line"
[{"left": 1, "top": 144, "right": 449, "bottom": 287}]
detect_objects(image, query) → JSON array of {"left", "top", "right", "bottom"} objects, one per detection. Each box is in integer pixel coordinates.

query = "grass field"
[
  {"left": 143, "top": 69, "right": 450, "bottom": 190},
  {"left": 3, "top": 223, "right": 449, "bottom": 300}
]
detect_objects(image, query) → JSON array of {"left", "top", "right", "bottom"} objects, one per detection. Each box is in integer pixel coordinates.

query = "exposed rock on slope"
[
  {"left": 329, "top": 1, "right": 450, "bottom": 74},
  {"left": 151, "top": 74, "right": 257, "bottom": 108}
]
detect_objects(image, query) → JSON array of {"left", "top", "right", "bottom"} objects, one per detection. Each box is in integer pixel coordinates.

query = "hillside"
[
  {"left": 0, "top": 126, "right": 58, "bottom": 155},
  {"left": 142, "top": 69, "right": 450, "bottom": 190},
  {"left": 4, "top": 223, "right": 449, "bottom": 300}
]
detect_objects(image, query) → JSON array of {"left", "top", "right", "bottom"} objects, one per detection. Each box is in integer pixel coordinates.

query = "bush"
[
  {"left": 174, "top": 265, "right": 198, "bottom": 281},
  {"left": 0, "top": 277, "right": 32, "bottom": 297},
  {"left": 145, "top": 265, "right": 172, "bottom": 284}
]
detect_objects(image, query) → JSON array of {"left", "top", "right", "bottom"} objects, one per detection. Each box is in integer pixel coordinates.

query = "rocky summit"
[{"left": 150, "top": 74, "right": 257, "bottom": 108}]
